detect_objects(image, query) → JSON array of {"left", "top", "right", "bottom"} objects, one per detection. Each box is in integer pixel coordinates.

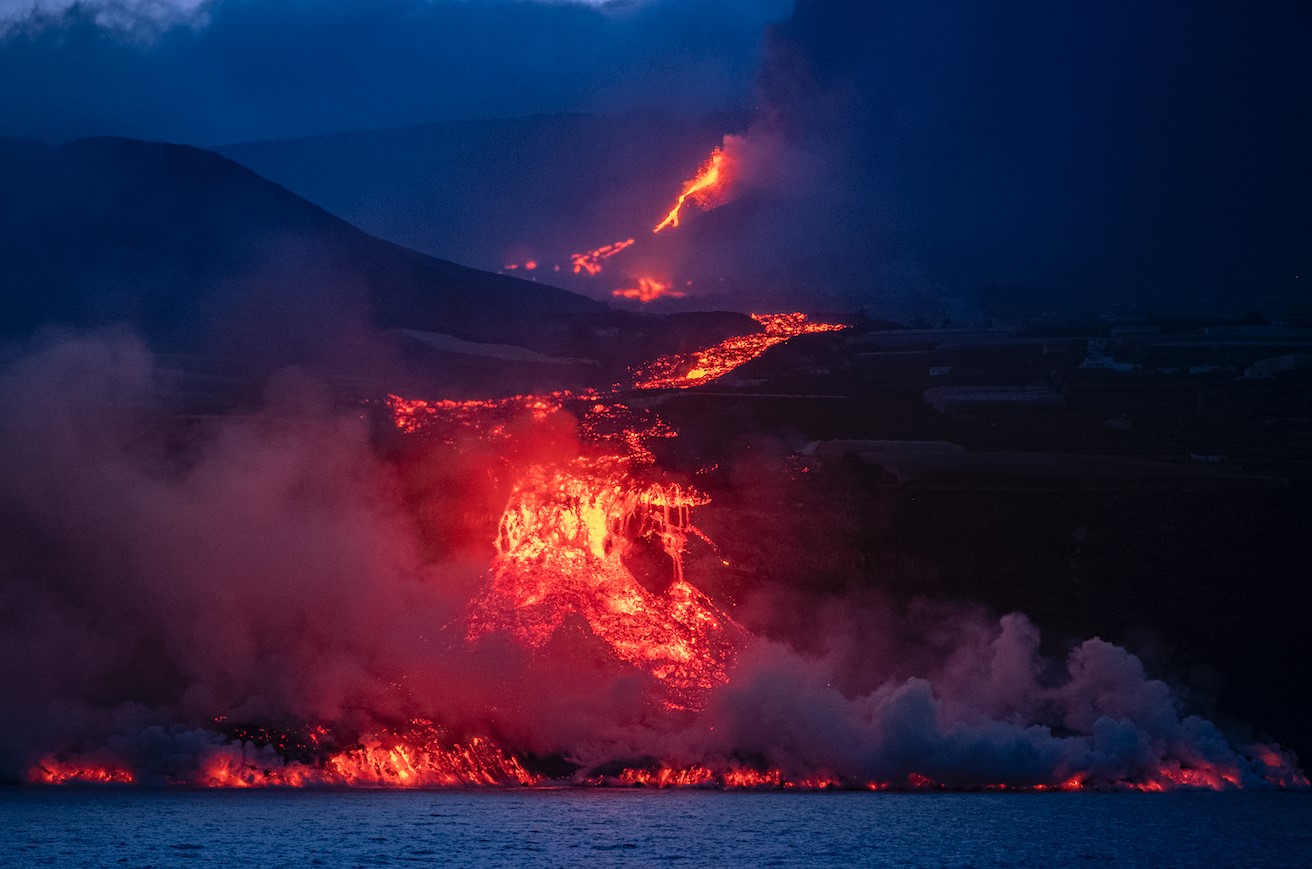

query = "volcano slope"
[{"left": 0, "top": 135, "right": 753, "bottom": 395}]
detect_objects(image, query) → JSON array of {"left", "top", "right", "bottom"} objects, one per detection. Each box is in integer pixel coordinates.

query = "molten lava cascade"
[
  {"left": 467, "top": 460, "right": 738, "bottom": 708},
  {"left": 654, "top": 146, "right": 733, "bottom": 233},
  {"left": 632, "top": 312, "right": 846, "bottom": 389},
  {"left": 389, "top": 389, "right": 743, "bottom": 709}
]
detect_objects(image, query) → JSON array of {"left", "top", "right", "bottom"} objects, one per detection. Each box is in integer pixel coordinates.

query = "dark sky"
[
  {"left": 755, "top": 0, "right": 1312, "bottom": 315},
  {"left": 0, "top": 0, "right": 792, "bottom": 143},
  {"left": 2, "top": 0, "right": 1308, "bottom": 315}
]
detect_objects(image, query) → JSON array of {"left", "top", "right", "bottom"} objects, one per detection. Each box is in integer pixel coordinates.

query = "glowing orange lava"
[
  {"left": 612, "top": 277, "right": 686, "bottom": 303},
  {"left": 31, "top": 722, "right": 538, "bottom": 788},
  {"left": 386, "top": 388, "right": 741, "bottom": 709},
  {"left": 502, "top": 261, "right": 541, "bottom": 273},
  {"left": 468, "top": 459, "right": 739, "bottom": 708},
  {"left": 654, "top": 147, "right": 732, "bottom": 233},
  {"left": 199, "top": 724, "right": 538, "bottom": 788},
  {"left": 600, "top": 767, "right": 838, "bottom": 789},
  {"left": 28, "top": 758, "right": 135, "bottom": 785},
  {"left": 576, "top": 400, "right": 677, "bottom": 465},
  {"left": 383, "top": 316, "right": 848, "bottom": 704},
  {"left": 385, "top": 391, "right": 570, "bottom": 435},
  {"left": 571, "top": 238, "right": 635, "bottom": 276},
  {"left": 632, "top": 312, "right": 846, "bottom": 389},
  {"left": 596, "top": 763, "right": 1283, "bottom": 792}
]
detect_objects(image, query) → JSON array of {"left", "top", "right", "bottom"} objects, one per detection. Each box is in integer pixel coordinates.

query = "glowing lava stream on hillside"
[
  {"left": 654, "top": 146, "right": 732, "bottom": 233},
  {"left": 633, "top": 312, "right": 846, "bottom": 389},
  {"left": 499, "top": 142, "right": 738, "bottom": 299}
]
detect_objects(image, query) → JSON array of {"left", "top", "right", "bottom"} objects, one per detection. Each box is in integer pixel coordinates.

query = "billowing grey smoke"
[
  {"left": 0, "top": 330, "right": 477, "bottom": 776},
  {"left": 684, "top": 619, "right": 1292, "bottom": 787}
]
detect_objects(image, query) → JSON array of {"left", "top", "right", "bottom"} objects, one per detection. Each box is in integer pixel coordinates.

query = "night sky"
[{"left": 2, "top": 0, "right": 1308, "bottom": 316}]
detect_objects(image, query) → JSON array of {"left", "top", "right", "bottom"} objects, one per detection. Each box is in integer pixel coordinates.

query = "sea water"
[{"left": 2, "top": 788, "right": 1309, "bottom": 867}]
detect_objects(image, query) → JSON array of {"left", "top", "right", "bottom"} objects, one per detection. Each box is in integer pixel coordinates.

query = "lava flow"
[
  {"left": 387, "top": 388, "right": 743, "bottom": 709},
  {"left": 381, "top": 316, "right": 850, "bottom": 694},
  {"left": 572, "top": 238, "right": 635, "bottom": 276},
  {"left": 654, "top": 146, "right": 733, "bottom": 233},
  {"left": 28, "top": 721, "right": 539, "bottom": 788},
  {"left": 633, "top": 312, "right": 846, "bottom": 389},
  {"left": 385, "top": 391, "right": 568, "bottom": 435},
  {"left": 596, "top": 767, "right": 847, "bottom": 789},
  {"left": 612, "top": 276, "right": 685, "bottom": 303},
  {"left": 377, "top": 314, "right": 836, "bottom": 709},
  {"left": 198, "top": 722, "right": 539, "bottom": 788},
  {"left": 468, "top": 459, "right": 738, "bottom": 707},
  {"left": 29, "top": 758, "right": 135, "bottom": 785},
  {"left": 18, "top": 314, "right": 1309, "bottom": 793}
]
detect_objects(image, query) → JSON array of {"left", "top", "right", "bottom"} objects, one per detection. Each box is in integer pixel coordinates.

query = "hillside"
[
  {"left": 219, "top": 112, "right": 743, "bottom": 281},
  {"left": 0, "top": 136, "right": 755, "bottom": 386}
]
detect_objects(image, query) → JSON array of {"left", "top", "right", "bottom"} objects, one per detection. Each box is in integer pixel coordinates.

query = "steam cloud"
[{"left": 0, "top": 330, "right": 1301, "bottom": 788}]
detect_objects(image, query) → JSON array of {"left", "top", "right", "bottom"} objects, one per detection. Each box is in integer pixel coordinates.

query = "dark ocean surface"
[{"left": 2, "top": 788, "right": 1309, "bottom": 868}]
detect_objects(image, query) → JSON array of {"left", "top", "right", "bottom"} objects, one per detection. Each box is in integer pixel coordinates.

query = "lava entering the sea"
[
  {"left": 15, "top": 316, "right": 1309, "bottom": 793},
  {"left": 198, "top": 723, "right": 540, "bottom": 788},
  {"left": 28, "top": 721, "right": 539, "bottom": 788}
]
